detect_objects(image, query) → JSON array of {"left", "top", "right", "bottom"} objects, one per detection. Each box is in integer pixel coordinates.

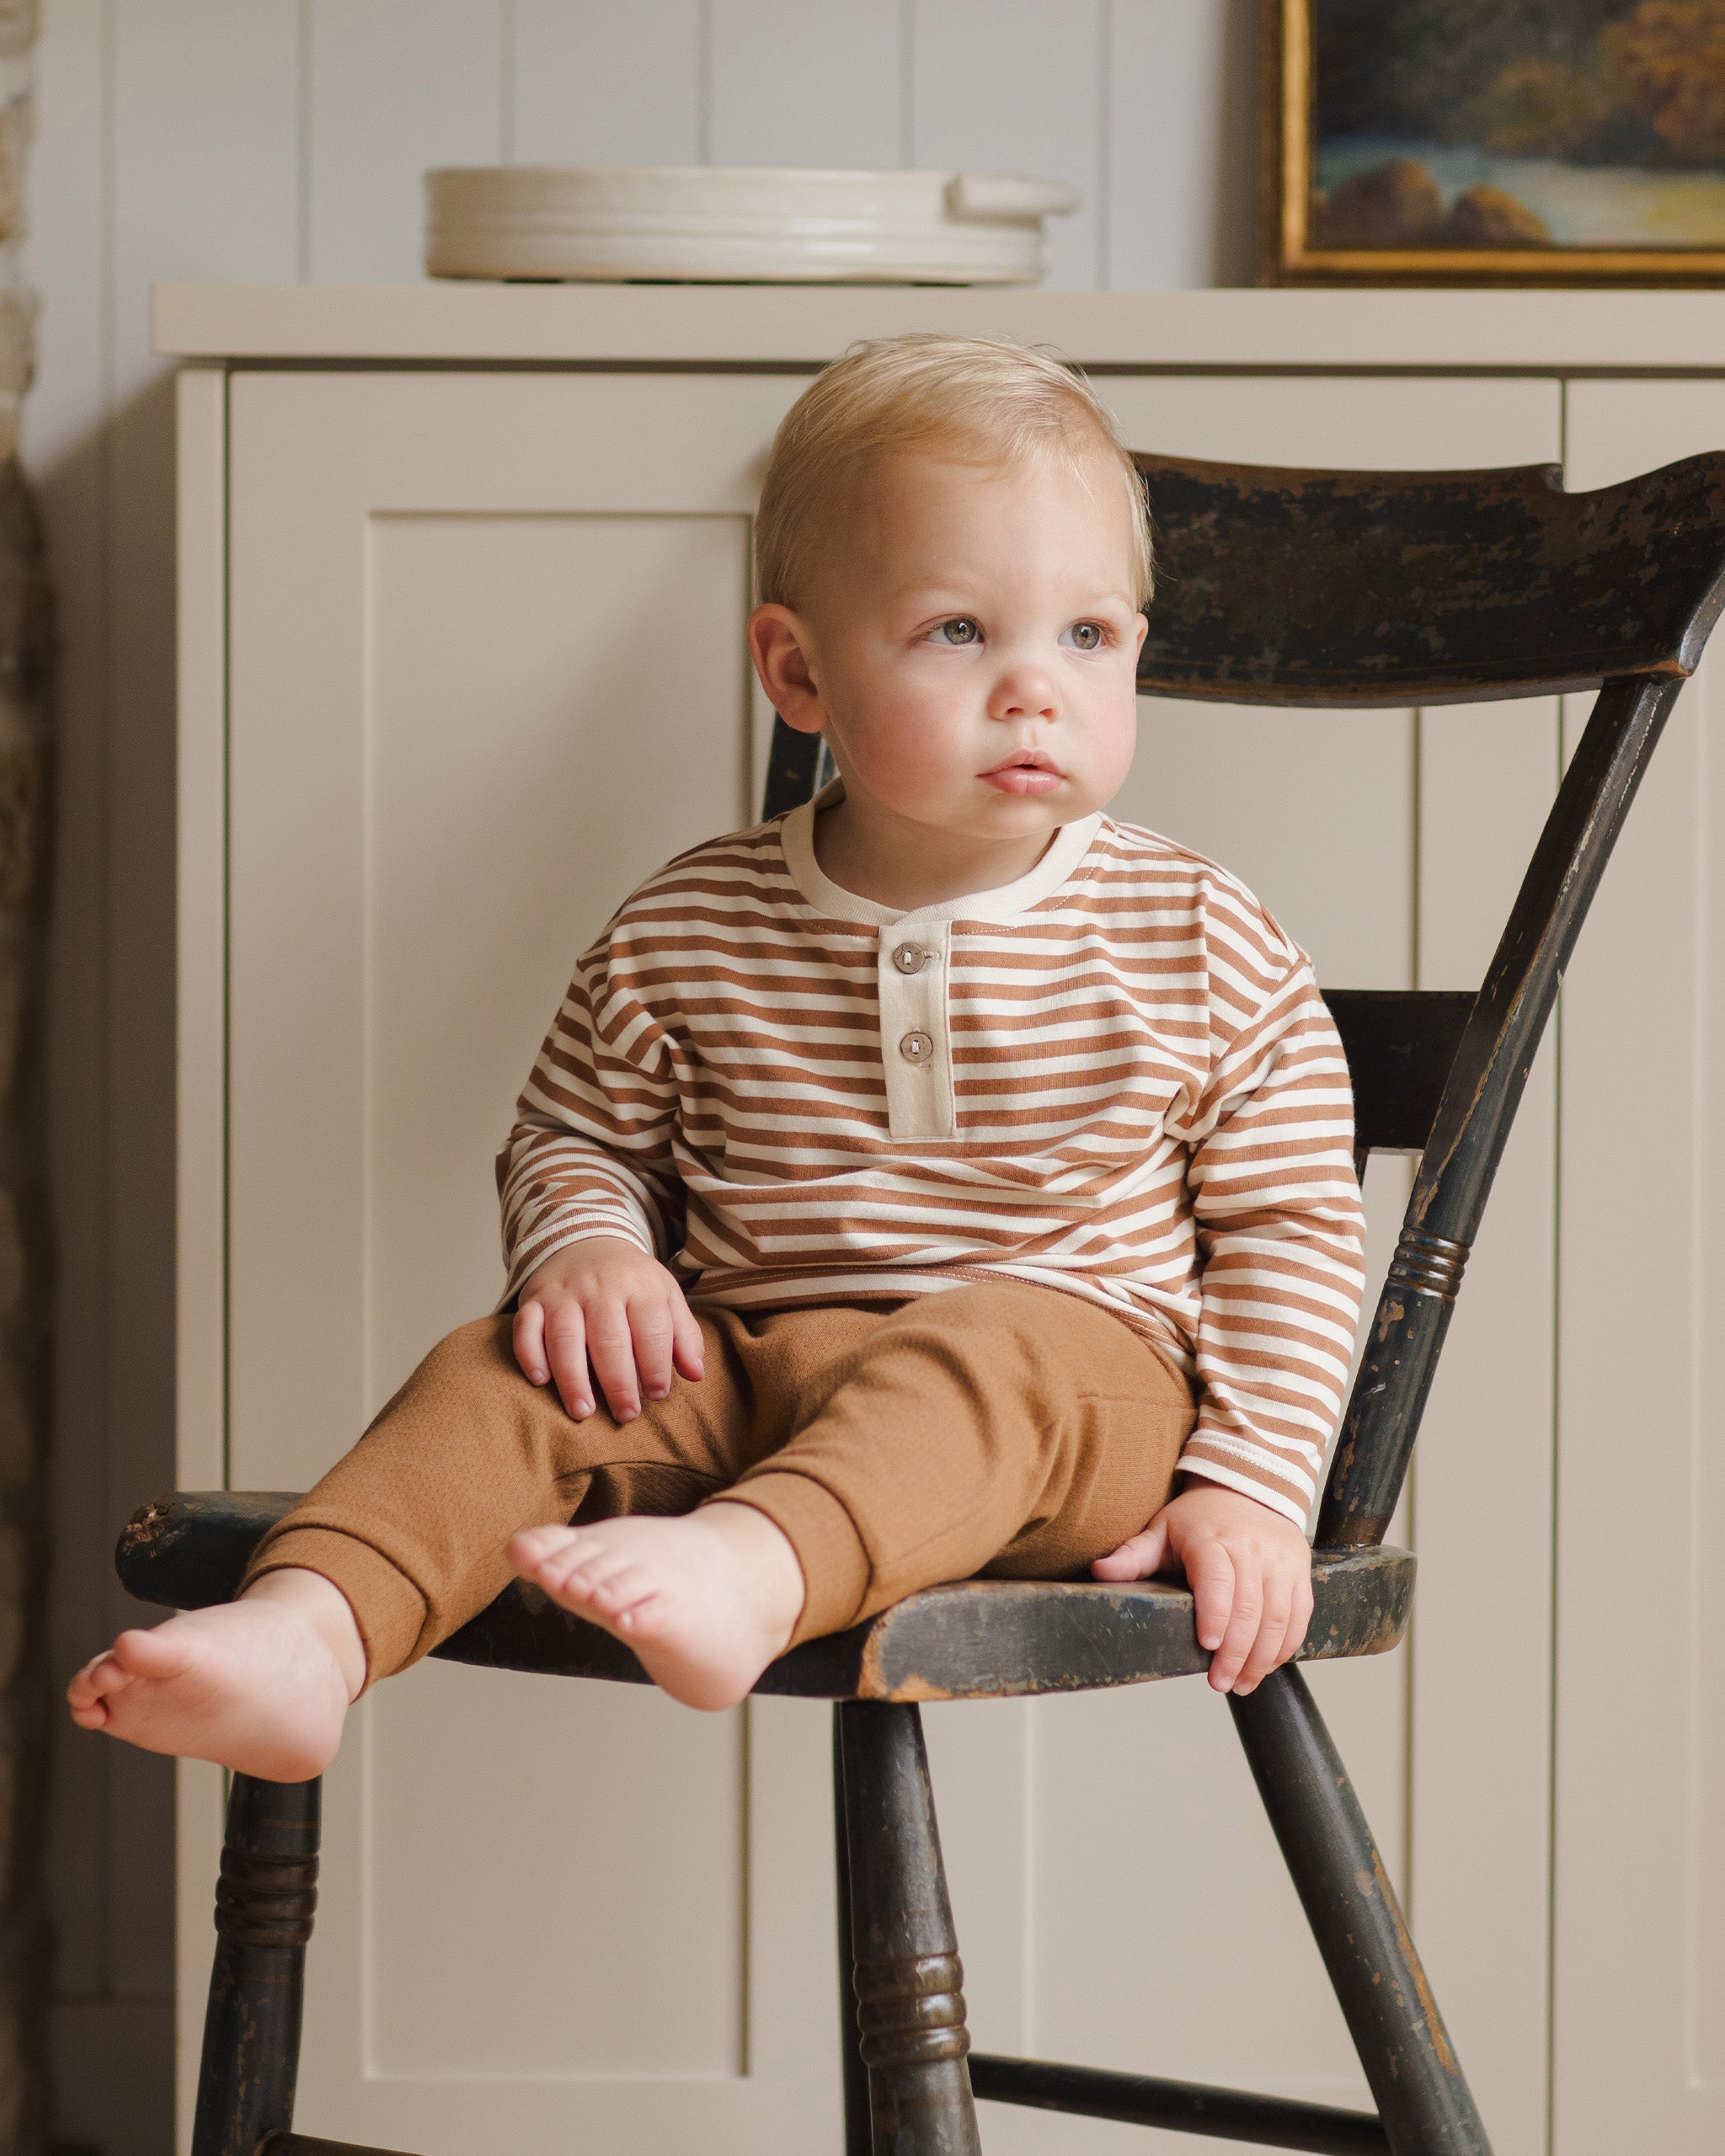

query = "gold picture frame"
[{"left": 1260, "top": 0, "right": 1725, "bottom": 286}]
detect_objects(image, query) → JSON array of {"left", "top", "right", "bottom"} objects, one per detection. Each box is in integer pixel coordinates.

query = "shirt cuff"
[
  {"left": 1174, "top": 1448, "right": 1314, "bottom": 1533},
  {"left": 501, "top": 1216, "right": 657, "bottom": 1306}
]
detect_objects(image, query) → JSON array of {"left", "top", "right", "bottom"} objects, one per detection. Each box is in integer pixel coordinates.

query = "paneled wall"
[{"left": 18, "top": 6, "right": 1257, "bottom": 2150}]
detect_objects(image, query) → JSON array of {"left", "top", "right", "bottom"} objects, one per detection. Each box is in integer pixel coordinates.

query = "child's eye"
[
  {"left": 1065, "top": 621, "right": 1104, "bottom": 651},
  {"left": 931, "top": 617, "right": 980, "bottom": 646}
]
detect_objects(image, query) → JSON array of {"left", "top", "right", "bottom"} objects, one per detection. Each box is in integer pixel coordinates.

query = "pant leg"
[
  {"left": 243, "top": 1286, "right": 1192, "bottom": 1678},
  {"left": 243, "top": 1308, "right": 791, "bottom": 1684},
  {"left": 718, "top": 1282, "right": 1197, "bottom": 1644}
]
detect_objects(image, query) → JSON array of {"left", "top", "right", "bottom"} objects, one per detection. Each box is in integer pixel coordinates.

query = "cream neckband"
[{"left": 778, "top": 776, "right": 1103, "bottom": 926}]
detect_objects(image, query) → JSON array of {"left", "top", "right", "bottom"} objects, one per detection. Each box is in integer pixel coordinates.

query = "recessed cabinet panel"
[
  {"left": 365, "top": 509, "right": 753, "bottom": 1387},
  {"left": 357, "top": 510, "right": 754, "bottom": 2087},
  {"left": 362, "top": 1663, "right": 745, "bottom": 2079}
]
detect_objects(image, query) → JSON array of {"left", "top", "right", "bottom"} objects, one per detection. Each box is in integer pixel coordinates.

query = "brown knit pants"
[{"left": 245, "top": 1280, "right": 1196, "bottom": 1687}]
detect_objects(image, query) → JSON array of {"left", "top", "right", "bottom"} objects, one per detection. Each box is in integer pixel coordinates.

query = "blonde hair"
[{"left": 755, "top": 334, "right": 1154, "bottom": 610}]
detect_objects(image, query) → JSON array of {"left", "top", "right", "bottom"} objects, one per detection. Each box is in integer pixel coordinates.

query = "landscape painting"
[{"left": 1264, "top": 0, "right": 1725, "bottom": 281}]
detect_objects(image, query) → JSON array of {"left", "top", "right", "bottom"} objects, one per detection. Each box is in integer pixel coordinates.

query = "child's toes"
[
  {"left": 529, "top": 1544, "right": 583, "bottom": 1589},
  {"left": 68, "top": 1653, "right": 131, "bottom": 1711},
  {"left": 585, "top": 1566, "right": 652, "bottom": 1616},
  {"left": 513, "top": 1533, "right": 601, "bottom": 1595},
  {"left": 509, "top": 1525, "right": 577, "bottom": 1572},
  {"left": 542, "top": 1542, "right": 619, "bottom": 1596},
  {"left": 66, "top": 1659, "right": 104, "bottom": 1710}
]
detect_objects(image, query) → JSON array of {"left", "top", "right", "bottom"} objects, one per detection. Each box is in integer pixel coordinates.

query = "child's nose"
[{"left": 989, "top": 662, "right": 1059, "bottom": 720}]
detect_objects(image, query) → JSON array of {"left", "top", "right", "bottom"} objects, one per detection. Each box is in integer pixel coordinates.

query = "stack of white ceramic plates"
[{"left": 425, "top": 165, "right": 1081, "bottom": 286}]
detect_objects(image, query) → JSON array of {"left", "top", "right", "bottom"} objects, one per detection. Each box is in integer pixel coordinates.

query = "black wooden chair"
[{"left": 115, "top": 447, "right": 1725, "bottom": 2156}]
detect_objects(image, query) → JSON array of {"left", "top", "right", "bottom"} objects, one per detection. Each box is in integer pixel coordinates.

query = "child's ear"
[{"left": 748, "top": 604, "right": 825, "bottom": 734}]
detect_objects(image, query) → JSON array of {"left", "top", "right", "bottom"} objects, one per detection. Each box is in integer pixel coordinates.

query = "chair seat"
[{"left": 116, "top": 1490, "right": 1413, "bottom": 1703}]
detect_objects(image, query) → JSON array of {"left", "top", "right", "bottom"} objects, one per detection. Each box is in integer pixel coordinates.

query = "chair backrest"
[
  {"left": 1134, "top": 451, "right": 1725, "bottom": 707},
  {"left": 759, "top": 447, "right": 1725, "bottom": 1550}
]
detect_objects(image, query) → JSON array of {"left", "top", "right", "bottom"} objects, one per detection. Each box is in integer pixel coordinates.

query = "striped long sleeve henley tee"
[{"left": 498, "top": 787, "right": 1367, "bottom": 1528}]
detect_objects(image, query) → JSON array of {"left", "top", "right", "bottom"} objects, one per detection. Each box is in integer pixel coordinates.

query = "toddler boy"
[{"left": 70, "top": 336, "right": 1366, "bottom": 1781}]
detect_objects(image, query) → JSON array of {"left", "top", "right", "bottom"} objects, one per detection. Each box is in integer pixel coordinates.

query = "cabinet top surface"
[{"left": 154, "top": 280, "right": 1725, "bottom": 371}]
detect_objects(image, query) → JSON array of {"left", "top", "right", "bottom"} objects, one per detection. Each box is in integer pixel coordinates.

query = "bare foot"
[
  {"left": 508, "top": 1503, "right": 805, "bottom": 1710},
  {"left": 66, "top": 1568, "right": 367, "bottom": 1781}
]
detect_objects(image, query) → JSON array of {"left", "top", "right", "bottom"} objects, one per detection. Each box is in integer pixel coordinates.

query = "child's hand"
[
  {"left": 514, "top": 1238, "right": 705, "bottom": 1422},
  {"left": 1091, "top": 1481, "right": 1313, "bottom": 1695}
]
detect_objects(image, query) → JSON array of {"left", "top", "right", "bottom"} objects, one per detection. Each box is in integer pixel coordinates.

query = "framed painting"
[{"left": 1262, "top": 0, "right": 1725, "bottom": 284}]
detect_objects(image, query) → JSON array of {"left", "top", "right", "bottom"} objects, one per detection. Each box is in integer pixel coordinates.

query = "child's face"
[{"left": 755, "top": 446, "right": 1147, "bottom": 853}]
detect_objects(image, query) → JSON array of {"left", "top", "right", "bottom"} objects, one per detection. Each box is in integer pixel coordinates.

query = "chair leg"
[
  {"left": 837, "top": 1701, "right": 980, "bottom": 2156},
  {"left": 1230, "top": 1666, "right": 1493, "bottom": 2156},
  {"left": 833, "top": 1705, "right": 873, "bottom": 2155},
  {"left": 191, "top": 1773, "right": 322, "bottom": 2156}
]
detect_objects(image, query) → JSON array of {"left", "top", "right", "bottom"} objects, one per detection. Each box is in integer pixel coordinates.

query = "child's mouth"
[{"left": 981, "top": 753, "right": 1064, "bottom": 796}]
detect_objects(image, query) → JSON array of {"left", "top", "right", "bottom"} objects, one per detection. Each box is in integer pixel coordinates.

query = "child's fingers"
[
  {"left": 542, "top": 1299, "right": 595, "bottom": 1419},
  {"left": 1089, "top": 1518, "right": 1167, "bottom": 1580},
  {"left": 585, "top": 1299, "right": 642, "bottom": 1421},
  {"left": 1276, "top": 1569, "right": 1315, "bottom": 1674},
  {"left": 625, "top": 1290, "right": 676, "bottom": 1403},
  {"left": 1259, "top": 1557, "right": 1314, "bottom": 1681},
  {"left": 1183, "top": 1539, "right": 1236, "bottom": 1662},
  {"left": 513, "top": 1299, "right": 549, "bottom": 1386},
  {"left": 669, "top": 1289, "right": 706, "bottom": 1382},
  {"left": 1231, "top": 1580, "right": 1294, "bottom": 1694},
  {"left": 1204, "top": 1561, "right": 1263, "bottom": 1693},
  {"left": 1267, "top": 1603, "right": 1307, "bottom": 1681}
]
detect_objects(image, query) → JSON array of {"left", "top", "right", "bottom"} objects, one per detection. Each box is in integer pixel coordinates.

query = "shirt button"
[
  {"left": 899, "top": 1030, "right": 935, "bottom": 1065},
  {"left": 892, "top": 942, "right": 933, "bottom": 974}
]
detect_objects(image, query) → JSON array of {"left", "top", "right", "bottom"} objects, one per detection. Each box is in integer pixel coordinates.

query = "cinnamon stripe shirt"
[{"left": 497, "top": 787, "right": 1367, "bottom": 1526}]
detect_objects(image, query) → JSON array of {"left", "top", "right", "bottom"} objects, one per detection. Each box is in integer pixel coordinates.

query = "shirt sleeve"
[
  {"left": 1171, "top": 959, "right": 1367, "bottom": 1529},
  {"left": 495, "top": 929, "right": 686, "bottom": 1304}
]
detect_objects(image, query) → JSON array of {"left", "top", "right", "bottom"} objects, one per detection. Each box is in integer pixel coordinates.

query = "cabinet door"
[
  {"left": 212, "top": 366, "right": 1562, "bottom": 2156},
  {"left": 222, "top": 369, "right": 836, "bottom": 2156},
  {"left": 1554, "top": 382, "right": 1725, "bottom": 2156}
]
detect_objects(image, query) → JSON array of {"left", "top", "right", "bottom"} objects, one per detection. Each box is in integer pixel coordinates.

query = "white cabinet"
[{"left": 166, "top": 286, "right": 1725, "bottom": 2156}]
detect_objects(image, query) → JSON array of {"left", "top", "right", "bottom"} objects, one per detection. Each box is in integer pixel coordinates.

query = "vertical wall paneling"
[
  {"left": 510, "top": 0, "right": 704, "bottom": 167},
  {"left": 907, "top": 0, "right": 1103, "bottom": 289},
  {"left": 1555, "top": 381, "right": 1725, "bottom": 2156},
  {"left": 1412, "top": 695, "right": 1562, "bottom": 2156},
  {"left": 1107, "top": 0, "right": 1252, "bottom": 289},
  {"left": 708, "top": 0, "right": 903, "bottom": 170},
  {"left": 110, "top": 2, "right": 302, "bottom": 402},
  {"left": 306, "top": 0, "right": 505, "bottom": 284}
]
